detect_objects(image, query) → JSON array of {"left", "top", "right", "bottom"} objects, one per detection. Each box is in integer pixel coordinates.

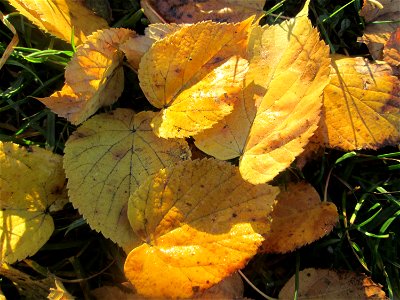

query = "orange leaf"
[
  {"left": 141, "top": 0, "right": 265, "bottom": 23},
  {"left": 384, "top": 27, "right": 400, "bottom": 69},
  {"left": 125, "top": 159, "right": 279, "bottom": 298},
  {"left": 7, "top": 0, "right": 109, "bottom": 45},
  {"left": 37, "top": 28, "right": 135, "bottom": 125},
  {"left": 279, "top": 268, "right": 387, "bottom": 299},
  {"left": 195, "top": 2, "right": 331, "bottom": 184},
  {"left": 138, "top": 18, "right": 252, "bottom": 138},
  {"left": 261, "top": 182, "right": 338, "bottom": 254},
  {"left": 320, "top": 55, "right": 400, "bottom": 150}
]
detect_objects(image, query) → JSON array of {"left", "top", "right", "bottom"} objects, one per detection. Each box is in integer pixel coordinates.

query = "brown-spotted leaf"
[
  {"left": 359, "top": 0, "right": 399, "bottom": 60},
  {"left": 279, "top": 268, "right": 387, "bottom": 299},
  {"left": 0, "top": 142, "right": 66, "bottom": 264},
  {"left": 384, "top": 27, "right": 400, "bottom": 69},
  {"left": 138, "top": 19, "right": 252, "bottom": 138},
  {"left": 261, "top": 182, "right": 338, "bottom": 254},
  {"left": 320, "top": 55, "right": 400, "bottom": 150},
  {"left": 7, "top": 0, "right": 109, "bottom": 45},
  {"left": 37, "top": 28, "right": 135, "bottom": 125},
  {"left": 63, "top": 109, "right": 191, "bottom": 252},
  {"left": 195, "top": 1, "right": 331, "bottom": 184},
  {"left": 125, "top": 159, "right": 279, "bottom": 298},
  {"left": 141, "top": 0, "right": 265, "bottom": 23}
]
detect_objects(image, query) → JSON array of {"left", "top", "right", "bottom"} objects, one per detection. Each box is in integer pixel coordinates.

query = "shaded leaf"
[
  {"left": 359, "top": 0, "right": 399, "bottom": 59},
  {"left": 195, "top": 272, "right": 244, "bottom": 299},
  {"left": 91, "top": 283, "right": 140, "bottom": 300},
  {"left": 7, "top": 0, "right": 109, "bottom": 45},
  {"left": 63, "top": 109, "right": 191, "bottom": 252},
  {"left": 320, "top": 55, "right": 400, "bottom": 150},
  {"left": 261, "top": 182, "right": 338, "bottom": 253},
  {"left": 279, "top": 268, "right": 387, "bottom": 299},
  {"left": 0, "top": 263, "right": 55, "bottom": 300},
  {"left": 125, "top": 159, "right": 279, "bottom": 298},
  {"left": 141, "top": 0, "right": 265, "bottom": 23},
  {"left": 195, "top": 2, "right": 331, "bottom": 184},
  {"left": 138, "top": 18, "right": 252, "bottom": 138},
  {"left": 37, "top": 28, "right": 135, "bottom": 125},
  {"left": 384, "top": 27, "right": 400, "bottom": 69},
  {"left": 0, "top": 142, "right": 66, "bottom": 263}
]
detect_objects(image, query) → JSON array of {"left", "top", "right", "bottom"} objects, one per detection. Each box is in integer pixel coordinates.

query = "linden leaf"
[
  {"left": 7, "top": 0, "right": 109, "bottom": 45},
  {"left": 125, "top": 159, "right": 279, "bottom": 298},
  {"left": 0, "top": 142, "right": 66, "bottom": 264},
  {"left": 141, "top": 0, "right": 265, "bottom": 23},
  {"left": 320, "top": 55, "right": 400, "bottom": 150},
  {"left": 138, "top": 18, "right": 252, "bottom": 138},
  {"left": 63, "top": 108, "right": 191, "bottom": 252},
  {"left": 359, "top": 0, "right": 399, "bottom": 60},
  {"left": 261, "top": 182, "right": 338, "bottom": 253},
  {"left": 195, "top": 1, "right": 331, "bottom": 184},
  {"left": 279, "top": 268, "right": 387, "bottom": 299},
  {"left": 37, "top": 28, "right": 135, "bottom": 125}
]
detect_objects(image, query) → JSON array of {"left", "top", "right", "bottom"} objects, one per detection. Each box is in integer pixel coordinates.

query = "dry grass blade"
[{"left": 0, "top": 11, "right": 19, "bottom": 71}]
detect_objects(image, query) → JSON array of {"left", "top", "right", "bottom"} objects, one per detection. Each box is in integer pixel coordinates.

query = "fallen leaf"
[
  {"left": 138, "top": 18, "right": 252, "bottom": 138},
  {"left": 141, "top": 0, "right": 265, "bottom": 23},
  {"left": 384, "top": 27, "right": 400, "bottom": 69},
  {"left": 63, "top": 108, "right": 191, "bottom": 252},
  {"left": 47, "top": 278, "right": 75, "bottom": 300},
  {"left": 194, "top": 1, "right": 331, "bottom": 184},
  {"left": 0, "top": 263, "right": 56, "bottom": 299},
  {"left": 125, "top": 159, "right": 279, "bottom": 298},
  {"left": 261, "top": 182, "right": 338, "bottom": 253},
  {"left": 37, "top": 28, "right": 135, "bottom": 125},
  {"left": 120, "top": 24, "right": 183, "bottom": 70},
  {"left": 320, "top": 54, "right": 400, "bottom": 150},
  {"left": 359, "top": 0, "right": 400, "bottom": 59},
  {"left": 91, "top": 283, "right": 139, "bottom": 300},
  {"left": 195, "top": 272, "right": 244, "bottom": 299},
  {"left": 0, "top": 142, "right": 66, "bottom": 263},
  {"left": 7, "top": 0, "right": 109, "bottom": 45},
  {"left": 279, "top": 268, "right": 387, "bottom": 299}
]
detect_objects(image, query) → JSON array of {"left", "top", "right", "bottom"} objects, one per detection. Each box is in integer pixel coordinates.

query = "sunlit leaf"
[
  {"left": 7, "top": 0, "right": 109, "bottom": 45},
  {"left": 195, "top": 1, "right": 331, "bottom": 184},
  {"left": 0, "top": 142, "right": 66, "bottom": 264},
  {"left": 384, "top": 27, "right": 400, "bottom": 69},
  {"left": 139, "top": 18, "right": 252, "bottom": 138},
  {"left": 261, "top": 182, "right": 338, "bottom": 253},
  {"left": 279, "top": 268, "right": 387, "bottom": 299},
  {"left": 141, "top": 0, "right": 265, "bottom": 23},
  {"left": 125, "top": 159, "right": 279, "bottom": 298},
  {"left": 37, "top": 28, "right": 135, "bottom": 125},
  {"left": 47, "top": 278, "right": 74, "bottom": 300},
  {"left": 320, "top": 55, "right": 400, "bottom": 150},
  {"left": 64, "top": 109, "right": 191, "bottom": 252}
]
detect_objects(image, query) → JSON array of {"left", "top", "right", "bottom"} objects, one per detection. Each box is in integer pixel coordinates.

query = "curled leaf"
[
  {"left": 125, "top": 159, "right": 279, "bottom": 298},
  {"left": 0, "top": 142, "right": 66, "bottom": 264},
  {"left": 37, "top": 28, "right": 135, "bottom": 125},
  {"left": 139, "top": 18, "right": 252, "bottom": 138},
  {"left": 64, "top": 109, "right": 191, "bottom": 252}
]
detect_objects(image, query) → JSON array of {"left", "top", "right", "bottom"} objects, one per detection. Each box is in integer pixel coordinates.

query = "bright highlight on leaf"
[
  {"left": 63, "top": 109, "right": 191, "bottom": 252},
  {"left": 125, "top": 159, "right": 279, "bottom": 298},
  {"left": 7, "top": 0, "right": 109, "bottom": 45},
  {"left": 195, "top": 1, "right": 331, "bottom": 184},
  {"left": 141, "top": 0, "right": 265, "bottom": 23},
  {"left": 262, "top": 182, "right": 338, "bottom": 253},
  {"left": 320, "top": 55, "right": 400, "bottom": 150},
  {"left": 279, "top": 268, "right": 387, "bottom": 299},
  {"left": 139, "top": 18, "right": 252, "bottom": 138},
  {"left": 37, "top": 28, "right": 135, "bottom": 125},
  {"left": 0, "top": 142, "right": 67, "bottom": 263}
]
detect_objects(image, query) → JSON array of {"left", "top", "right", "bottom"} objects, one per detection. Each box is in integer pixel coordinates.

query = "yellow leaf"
[
  {"left": 195, "top": 2, "right": 331, "bottom": 184},
  {"left": 320, "top": 55, "right": 400, "bottom": 150},
  {"left": 141, "top": 0, "right": 265, "bottom": 23},
  {"left": 63, "top": 109, "right": 191, "bottom": 252},
  {"left": 138, "top": 18, "right": 252, "bottom": 138},
  {"left": 0, "top": 263, "right": 56, "bottom": 299},
  {"left": 48, "top": 278, "right": 75, "bottom": 300},
  {"left": 279, "top": 268, "right": 387, "bottom": 299},
  {"left": 359, "top": 0, "right": 399, "bottom": 59},
  {"left": 7, "top": 0, "right": 109, "bottom": 45},
  {"left": 125, "top": 159, "right": 279, "bottom": 298},
  {"left": 0, "top": 142, "right": 66, "bottom": 263},
  {"left": 37, "top": 28, "right": 135, "bottom": 125},
  {"left": 261, "top": 182, "right": 338, "bottom": 254}
]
